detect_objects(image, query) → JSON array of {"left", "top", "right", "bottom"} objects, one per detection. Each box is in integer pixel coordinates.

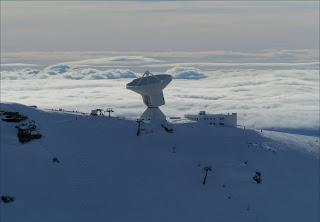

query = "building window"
[{"left": 219, "top": 123, "right": 224, "bottom": 125}]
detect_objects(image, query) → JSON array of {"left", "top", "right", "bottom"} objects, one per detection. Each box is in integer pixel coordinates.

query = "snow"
[
  {"left": 1, "top": 103, "right": 319, "bottom": 222},
  {"left": 260, "top": 130, "right": 319, "bottom": 155}
]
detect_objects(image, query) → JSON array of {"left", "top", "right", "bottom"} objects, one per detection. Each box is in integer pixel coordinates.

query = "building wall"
[{"left": 185, "top": 113, "right": 237, "bottom": 126}]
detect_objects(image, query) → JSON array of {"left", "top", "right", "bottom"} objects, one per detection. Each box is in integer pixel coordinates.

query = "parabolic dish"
[
  {"left": 126, "top": 74, "right": 172, "bottom": 89},
  {"left": 126, "top": 72, "right": 172, "bottom": 108}
]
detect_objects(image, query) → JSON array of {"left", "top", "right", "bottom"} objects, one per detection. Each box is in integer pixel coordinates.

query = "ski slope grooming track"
[{"left": 0, "top": 103, "right": 319, "bottom": 222}]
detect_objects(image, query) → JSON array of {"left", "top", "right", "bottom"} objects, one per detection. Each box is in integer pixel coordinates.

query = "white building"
[{"left": 184, "top": 111, "right": 237, "bottom": 127}]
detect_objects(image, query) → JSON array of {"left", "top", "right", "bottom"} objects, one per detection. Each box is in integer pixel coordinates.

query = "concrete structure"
[
  {"left": 185, "top": 111, "right": 237, "bottom": 127},
  {"left": 90, "top": 109, "right": 104, "bottom": 116},
  {"left": 126, "top": 71, "right": 172, "bottom": 121}
]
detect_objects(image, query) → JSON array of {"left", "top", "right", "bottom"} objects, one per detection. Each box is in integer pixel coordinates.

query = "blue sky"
[{"left": 1, "top": 1, "right": 319, "bottom": 52}]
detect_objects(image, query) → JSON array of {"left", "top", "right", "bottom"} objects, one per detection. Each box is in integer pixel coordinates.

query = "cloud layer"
[
  {"left": 1, "top": 64, "right": 139, "bottom": 80},
  {"left": 1, "top": 52, "right": 319, "bottom": 133},
  {"left": 1, "top": 69, "right": 318, "bottom": 132},
  {"left": 1, "top": 63, "right": 211, "bottom": 80},
  {"left": 166, "top": 67, "right": 207, "bottom": 80}
]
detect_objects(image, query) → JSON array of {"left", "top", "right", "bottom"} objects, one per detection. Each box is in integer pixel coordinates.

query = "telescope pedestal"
[{"left": 141, "top": 107, "right": 166, "bottom": 122}]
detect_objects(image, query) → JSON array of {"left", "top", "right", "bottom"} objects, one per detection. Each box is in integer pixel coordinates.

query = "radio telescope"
[{"left": 126, "top": 71, "right": 172, "bottom": 121}]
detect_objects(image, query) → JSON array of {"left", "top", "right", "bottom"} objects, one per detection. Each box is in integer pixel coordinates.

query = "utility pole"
[
  {"left": 136, "top": 119, "right": 144, "bottom": 136},
  {"left": 202, "top": 166, "right": 212, "bottom": 185},
  {"left": 106, "top": 108, "right": 114, "bottom": 118}
]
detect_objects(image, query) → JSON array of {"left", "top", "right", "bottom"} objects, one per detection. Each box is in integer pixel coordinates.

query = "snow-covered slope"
[{"left": 0, "top": 103, "right": 319, "bottom": 222}]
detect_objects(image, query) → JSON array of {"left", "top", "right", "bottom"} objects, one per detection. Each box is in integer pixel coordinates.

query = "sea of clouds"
[
  {"left": 1, "top": 63, "right": 209, "bottom": 80},
  {"left": 1, "top": 50, "right": 319, "bottom": 135}
]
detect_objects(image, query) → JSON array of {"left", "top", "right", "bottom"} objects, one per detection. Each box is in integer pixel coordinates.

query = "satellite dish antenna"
[{"left": 126, "top": 71, "right": 172, "bottom": 121}]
